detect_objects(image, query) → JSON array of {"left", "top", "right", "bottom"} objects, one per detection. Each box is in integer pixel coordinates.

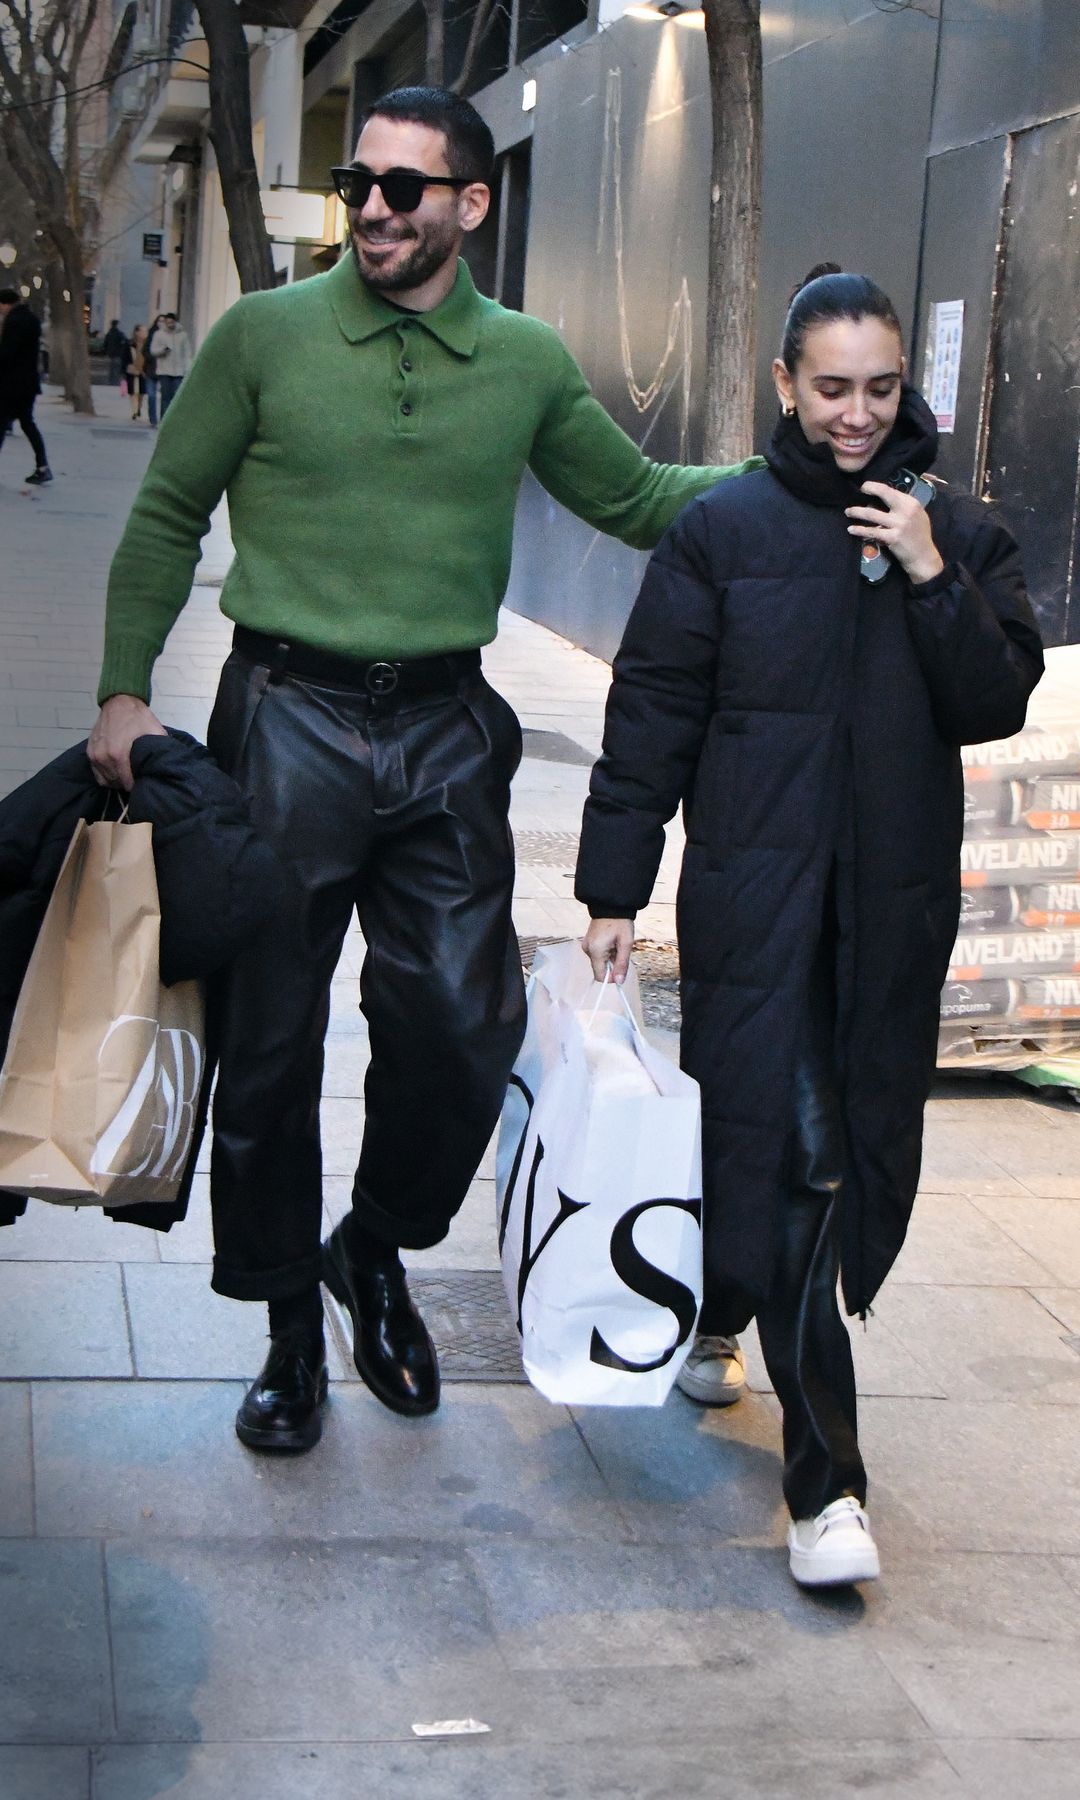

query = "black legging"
[{"left": 0, "top": 402, "right": 47, "bottom": 468}]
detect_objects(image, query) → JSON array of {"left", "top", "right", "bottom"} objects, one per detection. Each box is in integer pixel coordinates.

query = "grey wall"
[
  {"left": 504, "top": 0, "right": 1080, "bottom": 659},
  {"left": 505, "top": 0, "right": 938, "bottom": 659}
]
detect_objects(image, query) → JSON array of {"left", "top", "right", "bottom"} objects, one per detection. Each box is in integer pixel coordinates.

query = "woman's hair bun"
[{"left": 788, "top": 262, "right": 843, "bottom": 305}]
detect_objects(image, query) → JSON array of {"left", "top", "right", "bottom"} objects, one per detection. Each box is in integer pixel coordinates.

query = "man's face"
[
  {"left": 346, "top": 116, "right": 484, "bottom": 297},
  {"left": 0, "top": 301, "right": 15, "bottom": 321}
]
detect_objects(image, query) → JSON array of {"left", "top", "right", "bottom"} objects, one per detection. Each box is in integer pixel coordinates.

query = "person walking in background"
[
  {"left": 0, "top": 288, "right": 51, "bottom": 485},
  {"left": 87, "top": 85, "right": 758, "bottom": 1459},
  {"left": 153, "top": 312, "right": 193, "bottom": 418},
  {"left": 577, "top": 266, "right": 1043, "bottom": 1589},
  {"left": 103, "top": 319, "right": 128, "bottom": 386},
  {"left": 143, "top": 314, "right": 167, "bottom": 427},
  {"left": 126, "top": 325, "right": 148, "bottom": 421}
]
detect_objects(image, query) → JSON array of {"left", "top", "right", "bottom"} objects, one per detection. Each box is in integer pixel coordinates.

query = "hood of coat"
[{"left": 765, "top": 383, "right": 939, "bottom": 509}]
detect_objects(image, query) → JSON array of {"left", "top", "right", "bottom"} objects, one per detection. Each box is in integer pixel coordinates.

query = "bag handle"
[
  {"left": 98, "top": 789, "right": 131, "bottom": 824},
  {"left": 584, "top": 961, "right": 646, "bottom": 1043}
]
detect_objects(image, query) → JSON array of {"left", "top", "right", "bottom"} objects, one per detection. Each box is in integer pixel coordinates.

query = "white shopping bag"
[{"left": 496, "top": 939, "right": 703, "bottom": 1405}]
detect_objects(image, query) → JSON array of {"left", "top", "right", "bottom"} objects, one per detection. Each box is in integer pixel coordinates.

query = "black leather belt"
[{"left": 232, "top": 626, "right": 481, "bottom": 697}]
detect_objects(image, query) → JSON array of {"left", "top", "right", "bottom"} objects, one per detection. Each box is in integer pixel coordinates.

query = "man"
[
  {"left": 103, "top": 319, "right": 128, "bottom": 385},
  {"left": 89, "top": 86, "right": 758, "bottom": 1454},
  {"left": 151, "top": 312, "right": 193, "bottom": 417},
  {"left": 0, "top": 289, "right": 51, "bottom": 485}
]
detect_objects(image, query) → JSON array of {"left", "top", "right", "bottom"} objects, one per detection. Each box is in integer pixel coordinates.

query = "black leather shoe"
[
  {"left": 321, "top": 1223, "right": 440, "bottom": 1416},
  {"left": 235, "top": 1330, "right": 328, "bottom": 1452}
]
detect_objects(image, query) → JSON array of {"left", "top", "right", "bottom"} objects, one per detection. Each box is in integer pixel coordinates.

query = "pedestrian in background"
[
  {"left": 143, "top": 313, "right": 167, "bottom": 427},
  {"left": 577, "top": 267, "right": 1042, "bottom": 1589},
  {"left": 126, "top": 325, "right": 148, "bottom": 421},
  {"left": 88, "top": 85, "right": 758, "bottom": 1459},
  {"left": 102, "top": 319, "right": 128, "bottom": 386},
  {"left": 153, "top": 312, "right": 192, "bottom": 418},
  {"left": 0, "top": 287, "right": 51, "bottom": 486}
]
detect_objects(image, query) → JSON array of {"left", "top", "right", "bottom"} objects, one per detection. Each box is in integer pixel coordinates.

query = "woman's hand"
[
  {"left": 845, "top": 481, "right": 945, "bottom": 585},
  {"left": 582, "top": 919, "right": 634, "bottom": 985}
]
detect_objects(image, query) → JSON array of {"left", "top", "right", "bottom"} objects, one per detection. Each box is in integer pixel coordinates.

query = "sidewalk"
[{"left": 3, "top": 394, "right": 1080, "bottom": 1799}]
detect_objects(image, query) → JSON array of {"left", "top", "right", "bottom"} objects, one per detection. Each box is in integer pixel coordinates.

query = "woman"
[
  {"left": 126, "top": 325, "right": 148, "bottom": 420},
  {"left": 575, "top": 268, "right": 1043, "bottom": 1587}
]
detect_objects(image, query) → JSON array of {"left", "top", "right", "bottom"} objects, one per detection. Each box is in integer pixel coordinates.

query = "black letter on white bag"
[{"left": 589, "top": 1198, "right": 703, "bottom": 1374}]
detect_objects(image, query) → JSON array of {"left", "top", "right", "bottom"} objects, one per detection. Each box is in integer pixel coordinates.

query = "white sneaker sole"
[
  {"left": 788, "top": 1536, "right": 881, "bottom": 1588},
  {"left": 675, "top": 1365, "right": 746, "bottom": 1406}
]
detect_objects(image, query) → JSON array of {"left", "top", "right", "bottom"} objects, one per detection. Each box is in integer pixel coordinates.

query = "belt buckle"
[{"left": 365, "top": 660, "right": 399, "bottom": 695}]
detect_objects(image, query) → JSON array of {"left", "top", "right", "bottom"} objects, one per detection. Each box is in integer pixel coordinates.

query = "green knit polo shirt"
[{"left": 99, "top": 254, "right": 759, "bottom": 703}]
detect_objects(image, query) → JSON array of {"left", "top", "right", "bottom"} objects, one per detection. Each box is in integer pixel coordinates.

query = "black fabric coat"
[
  {"left": 0, "top": 303, "right": 43, "bottom": 410},
  {"left": 0, "top": 731, "right": 286, "bottom": 1230},
  {"left": 575, "top": 390, "right": 1044, "bottom": 1316}
]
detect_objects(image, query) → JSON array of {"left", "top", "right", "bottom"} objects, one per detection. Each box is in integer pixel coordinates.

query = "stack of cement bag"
[{"left": 939, "top": 645, "right": 1080, "bottom": 1073}]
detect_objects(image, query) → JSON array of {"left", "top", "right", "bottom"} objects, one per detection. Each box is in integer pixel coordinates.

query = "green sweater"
[{"left": 99, "top": 254, "right": 759, "bottom": 703}]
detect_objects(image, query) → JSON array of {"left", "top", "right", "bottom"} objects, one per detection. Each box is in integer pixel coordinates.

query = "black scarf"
[{"left": 764, "top": 384, "right": 939, "bottom": 509}]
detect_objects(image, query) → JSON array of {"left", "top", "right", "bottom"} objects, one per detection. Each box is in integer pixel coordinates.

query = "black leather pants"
[
  {"left": 755, "top": 937, "right": 866, "bottom": 1521},
  {"left": 700, "top": 926, "right": 866, "bottom": 1521},
  {"left": 204, "top": 649, "right": 527, "bottom": 1302}
]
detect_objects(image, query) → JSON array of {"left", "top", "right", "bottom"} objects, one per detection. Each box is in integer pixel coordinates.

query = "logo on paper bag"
[
  {"left": 501, "top": 1074, "right": 701, "bottom": 1375},
  {"left": 90, "top": 1015, "right": 203, "bottom": 1183}
]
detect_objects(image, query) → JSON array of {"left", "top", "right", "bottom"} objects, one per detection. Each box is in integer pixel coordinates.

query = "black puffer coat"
[{"left": 575, "top": 391, "right": 1043, "bottom": 1316}]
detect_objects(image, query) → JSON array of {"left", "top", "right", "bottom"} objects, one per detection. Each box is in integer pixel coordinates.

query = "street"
[{"left": 2, "top": 392, "right": 1080, "bottom": 1799}]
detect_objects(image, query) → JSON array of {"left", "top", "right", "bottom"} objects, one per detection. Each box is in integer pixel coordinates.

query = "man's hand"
[
  {"left": 87, "top": 693, "right": 167, "bottom": 791},
  {"left": 846, "top": 482, "right": 945, "bottom": 586},
  {"left": 582, "top": 919, "right": 634, "bottom": 985}
]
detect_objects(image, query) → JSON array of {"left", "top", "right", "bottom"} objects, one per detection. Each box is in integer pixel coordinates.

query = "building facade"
[{"left": 110, "top": 0, "right": 1080, "bottom": 654}]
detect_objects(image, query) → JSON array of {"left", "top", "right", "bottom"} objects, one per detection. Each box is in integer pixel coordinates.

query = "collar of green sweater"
[{"left": 326, "top": 251, "right": 483, "bottom": 357}]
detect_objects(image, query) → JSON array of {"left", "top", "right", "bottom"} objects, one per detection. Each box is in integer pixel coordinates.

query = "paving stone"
[
  {"left": 155, "top": 1175, "right": 216, "bottom": 1263},
  {"left": 318, "top": 1097, "right": 363, "bottom": 1175},
  {"left": 0, "top": 1541, "right": 113, "bottom": 1743},
  {"left": 31, "top": 1381, "right": 619, "bottom": 1542},
  {"left": 858, "top": 1397, "right": 1080, "bottom": 1554},
  {"left": 859, "top": 1548, "right": 1080, "bottom": 1650},
  {"left": 0, "top": 1262, "right": 132, "bottom": 1378},
  {"left": 0, "top": 1384, "right": 33, "bottom": 1533},
  {"left": 941, "top": 1740, "right": 1080, "bottom": 1799},
  {"left": 878, "top": 1636, "right": 1080, "bottom": 1738},
  {"left": 0, "top": 1199, "right": 161, "bottom": 1263},
  {"left": 569, "top": 1389, "right": 786, "bottom": 1545},
  {"left": 0, "top": 1748, "right": 90, "bottom": 1800},
  {"left": 1034, "top": 1289, "right": 1080, "bottom": 1335},
  {"left": 917, "top": 1120, "right": 1031, "bottom": 1197},
  {"left": 89, "top": 1737, "right": 967, "bottom": 1799},
  {"left": 871, "top": 1282, "right": 1080, "bottom": 1403},
  {"left": 465, "top": 1538, "right": 882, "bottom": 1673},
  {"left": 740, "top": 1309, "right": 947, "bottom": 1401},
  {"left": 123, "top": 1262, "right": 347, "bottom": 1380},
  {"left": 892, "top": 1191, "right": 1055, "bottom": 1286},
  {"left": 969, "top": 1192, "right": 1080, "bottom": 1284},
  {"left": 105, "top": 1538, "right": 503, "bottom": 1742}
]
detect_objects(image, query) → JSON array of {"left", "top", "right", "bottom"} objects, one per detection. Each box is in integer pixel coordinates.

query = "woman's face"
[{"left": 773, "top": 316, "right": 904, "bottom": 473}]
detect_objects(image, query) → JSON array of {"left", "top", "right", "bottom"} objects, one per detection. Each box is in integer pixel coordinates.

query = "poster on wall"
[{"left": 922, "top": 299, "right": 965, "bottom": 434}]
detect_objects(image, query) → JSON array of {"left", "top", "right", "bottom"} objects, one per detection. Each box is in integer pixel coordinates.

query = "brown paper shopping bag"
[{"left": 0, "top": 819, "right": 205, "bottom": 1205}]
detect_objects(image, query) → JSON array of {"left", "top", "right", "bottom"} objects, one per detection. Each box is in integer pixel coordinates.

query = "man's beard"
[{"left": 349, "top": 216, "right": 459, "bottom": 295}]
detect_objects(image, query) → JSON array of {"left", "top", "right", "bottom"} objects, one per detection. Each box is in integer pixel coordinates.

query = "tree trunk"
[
  {"left": 51, "top": 221, "right": 94, "bottom": 412},
  {"left": 423, "top": 0, "right": 444, "bottom": 86},
  {"left": 701, "top": 0, "right": 762, "bottom": 463},
  {"left": 193, "top": 0, "right": 277, "bottom": 293}
]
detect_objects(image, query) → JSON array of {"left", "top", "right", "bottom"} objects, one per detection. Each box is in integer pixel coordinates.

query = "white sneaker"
[
  {"left": 675, "top": 1333, "right": 747, "bottom": 1405},
  {"left": 788, "top": 1496, "right": 880, "bottom": 1587}
]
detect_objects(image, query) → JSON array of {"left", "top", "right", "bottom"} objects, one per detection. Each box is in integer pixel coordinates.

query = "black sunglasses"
[{"left": 330, "top": 165, "right": 471, "bottom": 214}]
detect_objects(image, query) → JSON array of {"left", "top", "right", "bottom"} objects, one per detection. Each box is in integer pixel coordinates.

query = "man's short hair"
[
  {"left": 0, "top": 288, "right": 19, "bottom": 305},
  {"left": 364, "top": 86, "right": 495, "bottom": 186}
]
